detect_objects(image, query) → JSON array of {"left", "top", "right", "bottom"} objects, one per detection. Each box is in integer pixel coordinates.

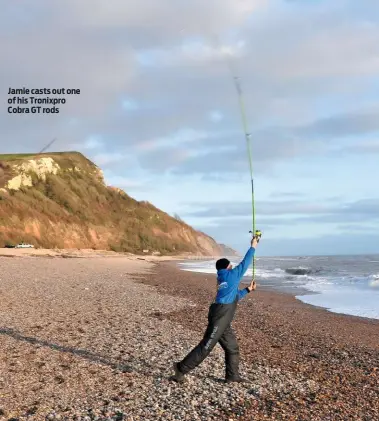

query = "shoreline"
[
  {"left": 3, "top": 247, "right": 377, "bottom": 323},
  {"left": 149, "top": 261, "right": 379, "bottom": 330},
  {"left": 140, "top": 262, "right": 379, "bottom": 419},
  {"left": 175, "top": 259, "right": 379, "bottom": 323},
  {"left": 4, "top": 248, "right": 376, "bottom": 322}
]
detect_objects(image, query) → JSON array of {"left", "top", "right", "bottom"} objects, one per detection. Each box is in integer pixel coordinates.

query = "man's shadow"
[
  {"left": 0, "top": 327, "right": 139, "bottom": 375},
  {"left": 0, "top": 327, "right": 230, "bottom": 386}
]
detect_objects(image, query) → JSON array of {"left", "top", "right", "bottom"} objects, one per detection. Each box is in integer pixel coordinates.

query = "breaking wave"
[
  {"left": 285, "top": 267, "right": 320, "bottom": 276},
  {"left": 369, "top": 274, "right": 379, "bottom": 288}
]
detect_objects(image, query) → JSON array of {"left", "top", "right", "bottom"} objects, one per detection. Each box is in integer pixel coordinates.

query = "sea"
[{"left": 178, "top": 255, "right": 379, "bottom": 320}]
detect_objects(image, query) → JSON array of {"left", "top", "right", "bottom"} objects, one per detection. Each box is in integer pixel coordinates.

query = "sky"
[{"left": 1, "top": 0, "right": 379, "bottom": 256}]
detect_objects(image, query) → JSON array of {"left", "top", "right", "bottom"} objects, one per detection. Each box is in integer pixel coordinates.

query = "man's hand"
[
  {"left": 251, "top": 236, "right": 259, "bottom": 248},
  {"left": 247, "top": 280, "right": 257, "bottom": 292}
]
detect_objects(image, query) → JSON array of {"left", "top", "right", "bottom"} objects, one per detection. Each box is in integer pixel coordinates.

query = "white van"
[{"left": 15, "top": 243, "right": 35, "bottom": 248}]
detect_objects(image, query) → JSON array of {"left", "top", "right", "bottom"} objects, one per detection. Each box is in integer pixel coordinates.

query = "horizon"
[
  {"left": 190, "top": 252, "right": 379, "bottom": 259},
  {"left": 1, "top": 1, "right": 379, "bottom": 256}
]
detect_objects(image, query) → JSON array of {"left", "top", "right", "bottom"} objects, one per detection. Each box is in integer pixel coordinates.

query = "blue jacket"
[{"left": 214, "top": 247, "right": 255, "bottom": 304}]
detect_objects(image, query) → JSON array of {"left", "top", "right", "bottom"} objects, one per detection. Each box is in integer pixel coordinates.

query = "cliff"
[
  {"left": 218, "top": 244, "right": 240, "bottom": 257},
  {"left": 0, "top": 152, "right": 235, "bottom": 256}
]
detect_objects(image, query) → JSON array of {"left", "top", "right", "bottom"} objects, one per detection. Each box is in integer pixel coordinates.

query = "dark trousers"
[{"left": 178, "top": 299, "right": 240, "bottom": 379}]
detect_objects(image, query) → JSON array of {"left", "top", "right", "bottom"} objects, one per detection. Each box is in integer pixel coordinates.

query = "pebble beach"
[{"left": 0, "top": 254, "right": 378, "bottom": 420}]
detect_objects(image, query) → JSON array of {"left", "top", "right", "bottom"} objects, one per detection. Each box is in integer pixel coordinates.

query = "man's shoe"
[
  {"left": 225, "top": 375, "right": 248, "bottom": 384},
  {"left": 170, "top": 362, "right": 185, "bottom": 383}
]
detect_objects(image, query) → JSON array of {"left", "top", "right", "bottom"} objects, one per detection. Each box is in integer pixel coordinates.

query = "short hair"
[{"left": 216, "top": 258, "right": 230, "bottom": 271}]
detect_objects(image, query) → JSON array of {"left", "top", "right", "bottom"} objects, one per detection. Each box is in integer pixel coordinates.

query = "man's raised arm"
[
  {"left": 231, "top": 247, "right": 255, "bottom": 279},
  {"left": 231, "top": 237, "right": 259, "bottom": 279}
]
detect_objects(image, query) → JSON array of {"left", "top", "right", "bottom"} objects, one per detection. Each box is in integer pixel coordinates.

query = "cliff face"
[
  {"left": 0, "top": 152, "right": 235, "bottom": 256},
  {"left": 219, "top": 244, "right": 240, "bottom": 257}
]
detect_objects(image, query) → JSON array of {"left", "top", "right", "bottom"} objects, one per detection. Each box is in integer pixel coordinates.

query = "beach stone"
[{"left": 1, "top": 256, "right": 378, "bottom": 421}]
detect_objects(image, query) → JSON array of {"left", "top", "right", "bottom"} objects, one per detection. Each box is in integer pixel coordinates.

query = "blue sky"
[{"left": 1, "top": 0, "right": 378, "bottom": 255}]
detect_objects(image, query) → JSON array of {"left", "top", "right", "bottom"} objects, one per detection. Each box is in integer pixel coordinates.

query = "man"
[{"left": 171, "top": 236, "right": 259, "bottom": 383}]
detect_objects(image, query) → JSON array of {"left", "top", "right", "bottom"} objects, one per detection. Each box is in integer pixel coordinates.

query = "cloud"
[
  {"left": 138, "top": 146, "right": 194, "bottom": 173},
  {"left": 140, "top": 38, "right": 247, "bottom": 69},
  {"left": 194, "top": 218, "right": 379, "bottom": 256},
  {"left": 183, "top": 198, "right": 379, "bottom": 224},
  {"left": 92, "top": 152, "right": 125, "bottom": 166},
  {"left": 261, "top": 233, "right": 379, "bottom": 256},
  {"left": 58, "top": 105, "right": 379, "bottom": 177},
  {"left": 104, "top": 174, "right": 150, "bottom": 191},
  {"left": 71, "top": 137, "right": 103, "bottom": 150},
  {"left": 240, "top": 0, "right": 379, "bottom": 82},
  {"left": 200, "top": 172, "right": 245, "bottom": 183},
  {"left": 343, "top": 140, "right": 379, "bottom": 154},
  {"left": 183, "top": 200, "right": 329, "bottom": 219},
  {"left": 298, "top": 106, "right": 379, "bottom": 139},
  {"left": 65, "top": 0, "right": 265, "bottom": 38},
  {"left": 209, "top": 110, "right": 224, "bottom": 123},
  {"left": 134, "top": 126, "right": 318, "bottom": 175},
  {"left": 137, "top": 128, "right": 210, "bottom": 152},
  {"left": 2, "top": 0, "right": 378, "bottom": 169},
  {"left": 269, "top": 191, "right": 305, "bottom": 199},
  {"left": 121, "top": 99, "right": 140, "bottom": 111},
  {"left": 262, "top": 232, "right": 379, "bottom": 256},
  {"left": 101, "top": 104, "right": 379, "bottom": 176}
]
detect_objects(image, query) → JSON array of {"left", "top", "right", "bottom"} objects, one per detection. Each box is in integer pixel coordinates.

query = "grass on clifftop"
[
  {"left": 0, "top": 152, "right": 100, "bottom": 177},
  {"left": 0, "top": 151, "right": 92, "bottom": 165},
  {"left": 0, "top": 153, "right": 37, "bottom": 160}
]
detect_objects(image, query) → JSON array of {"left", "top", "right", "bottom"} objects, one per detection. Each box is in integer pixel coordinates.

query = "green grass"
[
  {"left": 0, "top": 151, "right": 86, "bottom": 161},
  {"left": 0, "top": 153, "right": 37, "bottom": 160}
]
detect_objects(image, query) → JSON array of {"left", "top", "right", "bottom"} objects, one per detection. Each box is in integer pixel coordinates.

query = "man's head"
[{"left": 216, "top": 258, "right": 232, "bottom": 271}]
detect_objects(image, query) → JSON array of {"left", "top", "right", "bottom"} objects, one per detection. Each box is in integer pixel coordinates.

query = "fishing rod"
[
  {"left": 223, "top": 53, "right": 262, "bottom": 279},
  {"left": 179, "top": 28, "right": 262, "bottom": 278}
]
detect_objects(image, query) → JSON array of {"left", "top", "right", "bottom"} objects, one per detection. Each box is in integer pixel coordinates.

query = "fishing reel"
[{"left": 249, "top": 229, "right": 262, "bottom": 243}]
